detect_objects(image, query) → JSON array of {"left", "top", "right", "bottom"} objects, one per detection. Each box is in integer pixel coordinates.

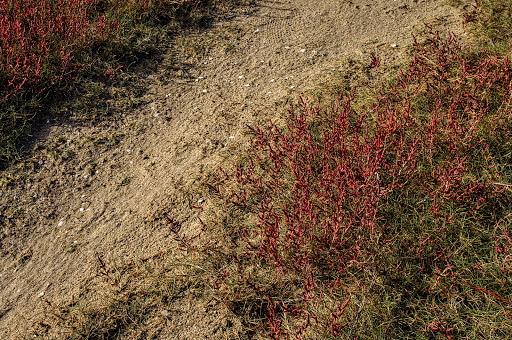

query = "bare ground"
[{"left": 0, "top": 0, "right": 467, "bottom": 338}]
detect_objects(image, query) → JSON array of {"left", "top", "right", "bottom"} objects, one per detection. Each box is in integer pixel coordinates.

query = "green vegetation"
[{"left": 450, "top": 0, "right": 512, "bottom": 53}]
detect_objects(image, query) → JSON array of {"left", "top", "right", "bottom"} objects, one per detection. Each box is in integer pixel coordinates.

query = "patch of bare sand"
[{"left": 0, "top": 0, "right": 467, "bottom": 338}]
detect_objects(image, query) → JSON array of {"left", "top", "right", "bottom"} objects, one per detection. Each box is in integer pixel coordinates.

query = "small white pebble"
[
  {"left": 284, "top": 46, "right": 290, "bottom": 49},
  {"left": 208, "top": 57, "right": 213, "bottom": 60},
  {"left": 16, "top": 289, "right": 20, "bottom": 293},
  {"left": 84, "top": 175, "right": 89, "bottom": 179},
  {"left": 127, "top": 149, "right": 131, "bottom": 153},
  {"left": 74, "top": 240, "right": 77, "bottom": 244},
  {"left": 197, "top": 199, "right": 204, "bottom": 203},
  {"left": 391, "top": 44, "right": 398, "bottom": 48},
  {"left": 270, "top": 79, "right": 275, "bottom": 82},
  {"left": 166, "top": 93, "right": 172, "bottom": 97},
  {"left": 244, "top": 84, "right": 250, "bottom": 87},
  {"left": 267, "top": 91, "right": 272, "bottom": 94},
  {"left": 290, "top": 86, "right": 295, "bottom": 89},
  {"left": 79, "top": 208, "right": 84, "bottom": 212},
  {"left": 38, "top": 292, "right": 45, "bottom": 298},
  {"left": 229, "top": 136, "right": 235, "bottom": 139},
  {"left": 129, "top": 161, "right": 133, "bottom": 164},
  {"left": 238, "top": 75, "right": 243, "bottom": 79},
  {"left": 299, "top": 49, "right": 306, "bottom": 53},
  {"left": 203, "top": 62, "right": 208, "bottom": 64},
  {"left": 58, "top": 221, "right": 64, "bottom": 227},
  {"left": 202, "top": 89, "right": 208, "bottom": 93},
  {"left": 254, "top": 29, "right": 260, "bottom": 33}
]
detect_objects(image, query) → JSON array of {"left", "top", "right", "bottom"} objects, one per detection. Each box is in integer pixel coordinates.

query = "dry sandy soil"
[{"left": 0, "top": 0, "right": 468, "bottom": 338}]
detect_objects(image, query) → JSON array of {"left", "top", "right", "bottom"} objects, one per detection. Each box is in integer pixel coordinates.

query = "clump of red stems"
[
  {"left": 202, "top": 30, "right": 512, "bottom": 338},
  {"left": 0, "top": 0, "right": 199, "bottom": 100}
]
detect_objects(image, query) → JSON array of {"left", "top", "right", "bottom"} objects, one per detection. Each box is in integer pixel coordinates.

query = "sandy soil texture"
[{"left": 0, "top": 0, "right": 467, "bottom": 338}]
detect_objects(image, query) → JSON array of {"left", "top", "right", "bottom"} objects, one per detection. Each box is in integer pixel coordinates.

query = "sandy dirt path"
[{"left": 0, "top": 0, "right": 465, "bottom": 338}]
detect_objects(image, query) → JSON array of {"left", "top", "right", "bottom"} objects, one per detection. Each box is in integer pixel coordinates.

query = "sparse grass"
[
  {"left": 33, "top": 253, "right": 218, "bottom": 339},
  {"left": 33, "top": 0, "right": 512, "bottom": 339},
  {"left": 449, "top": 0, "right": 512, "bottom": 53}
]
